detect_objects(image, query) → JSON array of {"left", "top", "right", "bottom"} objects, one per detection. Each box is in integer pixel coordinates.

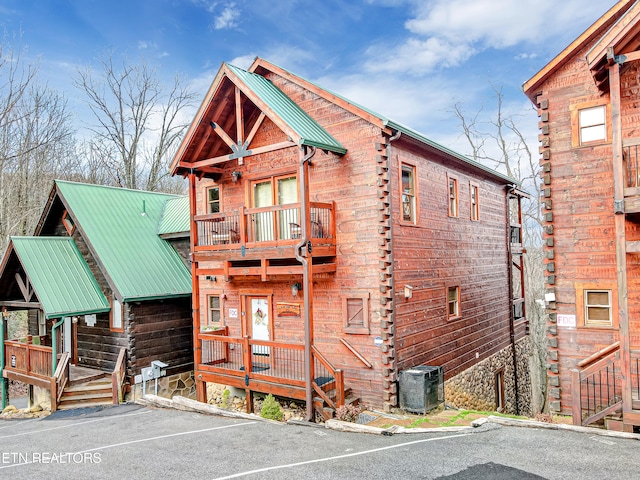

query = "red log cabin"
[
  {"left": 172, "top": 57, "right": 530, "bottom": 420},
  {"left": 523, "top": 0, "right": 640, "bottom": 431}
]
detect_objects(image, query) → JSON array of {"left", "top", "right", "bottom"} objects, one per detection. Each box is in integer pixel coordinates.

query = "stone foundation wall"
[
  {"left": 128, "top": 371, "right": 196, "bottom": 401},
  {"left": 444, "top": 337, "right": 532, "bottom": 416}
]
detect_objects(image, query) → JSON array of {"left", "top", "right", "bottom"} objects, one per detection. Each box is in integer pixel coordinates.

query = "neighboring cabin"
[
  {"left": 171, "top": 57, "right": 531, "bottom": 419},
  {"left": 0, "top": 180, "right": 193, "bottom": 410},
  {"left": 523, "top": 0, "right": 640, "bottom": 431}
]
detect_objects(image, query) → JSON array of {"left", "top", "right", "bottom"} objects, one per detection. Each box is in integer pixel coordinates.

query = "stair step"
[
  {"left": 57, "top": 399, "right": 113, "bottom": 411},
  {"left": 345, "top": 395, "right": 360, "bottom": 406},
  {"left": 63, "top": 384, "right": 112, "bottom": 395},
  {"left": 60, "top": 392, "right": 113, "bottom": 403},
  {"left": 68, "top": 373, "right": 110, "bottom": 386}
]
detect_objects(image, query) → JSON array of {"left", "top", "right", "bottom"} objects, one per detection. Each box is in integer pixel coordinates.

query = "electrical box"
[{"left": 399, "top": 366, "right": 444, "bottom": 414}]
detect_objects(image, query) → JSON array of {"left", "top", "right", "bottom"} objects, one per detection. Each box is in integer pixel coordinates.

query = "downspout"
[
  {"left": 295, "top": 145, "right": 316, "bottom": 422},
  {"left": 1, "top": 312, "right": 7, "bottom": 410},
  {"left": 51, "top": 317, "right": 65, "bottom": 376},
  {"left": 505, "top": 186, "right": 520, "bottom": 415}
]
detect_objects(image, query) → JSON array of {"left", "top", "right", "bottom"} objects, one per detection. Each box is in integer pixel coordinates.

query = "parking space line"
[
  {"left": 211, "top": 432, "right": 472, "bottom": 480},
  {"left": 0, "top": 418, "right": 39, "bottom": 431},
  {"left": 0, "top": 409, "right": 152, "bottom": 439},
  {"left": 0, "top": 421, "right": 257, "bottom": 471}
]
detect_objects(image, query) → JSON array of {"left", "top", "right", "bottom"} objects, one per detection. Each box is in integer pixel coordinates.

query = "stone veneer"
[
  {"left": 444, "top": 337, "right": 532, "bottom": 416},
  {"left": 128, "top": 371, "right": 197, "bottom": 401}
]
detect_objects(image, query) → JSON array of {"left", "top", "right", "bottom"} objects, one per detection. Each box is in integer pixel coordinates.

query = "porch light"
[
  {"left": 404, "top": 285, "right": 413, "bottom": 299},
  {"left": 291, "top": 282, "right": 302, "bottom": 298},
  {"left": 231, "top": 171, "right": 242, "bottom": 183},
  {"left": 1, "top": 307, "right": 8, "bottom": 319}
]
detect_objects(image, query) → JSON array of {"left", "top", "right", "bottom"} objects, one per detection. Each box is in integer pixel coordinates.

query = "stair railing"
[
  {"left": 112, "top": 347, "right": 127, "bottom": 405},
  {"left": 571, "top": 342, "right": 622, "bottom": 426},
  {"left": 311, "top": 345, "right": 344, "bottom": 410},
  {"left": 50, "top": 351, "right": 70, "bottom": 413}
]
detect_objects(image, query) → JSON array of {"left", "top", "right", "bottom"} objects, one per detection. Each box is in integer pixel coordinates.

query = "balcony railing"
[
  {"left": 4, "top": 336, "right": 53, "bottom": 378},
  {"left": 624, "top": 140, "right": 640, "bottom": 189},
  {"left": 198, "top": 330, "right": 344, "bottom": 411},
  {"left": 195, "top": 202, "right": 334, "bottom": 249}
]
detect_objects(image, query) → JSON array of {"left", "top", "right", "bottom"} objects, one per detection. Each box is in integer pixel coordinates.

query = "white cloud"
[
  {"left": 366, "top": 0, "right": 613, "bottom": 75},
  {"left": 214, "top": 3, "right": 240, "bottom": 30}
]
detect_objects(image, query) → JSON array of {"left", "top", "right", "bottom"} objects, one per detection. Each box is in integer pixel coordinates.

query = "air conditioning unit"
[{"left": 399, "top": 366, "right": 444, "bottom": 414}]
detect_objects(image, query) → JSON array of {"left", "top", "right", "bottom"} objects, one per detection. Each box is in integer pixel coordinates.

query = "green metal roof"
[
  {"left": 226, "top": 64, "right": 347, "bottom": 155},
  {"left": 158, "top": 196, "right": 190, "bottom": 236},
  {"left": 11, "top": 237, "right": 110, "bottom": 319},
  {"left": 253, "top": 60, "right": 516, "bottom": 185},
  {"left": 56, "top": 181, "right": 191, "bottom": 302}
]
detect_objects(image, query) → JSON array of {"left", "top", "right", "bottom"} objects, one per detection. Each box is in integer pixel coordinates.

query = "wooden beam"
[
  {"left": 210, "top": 122, "right": 238, "bottom": 151},
  {"left": 187, "top": 140, "right": 297, "bottom": 170},
  {"left": 0, "top": 301, "right": 42, "bottom": 309},
  {"left": 235, "top": 86, "right": 244, "bottom": 146},
  {"left": 244, "top": 112, "right": 266, "bottom": 149},
  {"left": 610, "top": 60, "right": 633, "bottom": 413},
  {"left": 14, "top": 273, "right": 32, "bottom": 302},
  {"left": 3, "top": 369, "right": 51, "bottom": 389}
]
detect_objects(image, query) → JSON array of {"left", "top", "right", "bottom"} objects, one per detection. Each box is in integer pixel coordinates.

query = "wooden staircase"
[
  {"left": 313, "top": 380, "right": 360, "bottom": 421},
  {"left": 57, "top": 374, "right": 114, "bottom": 410}
]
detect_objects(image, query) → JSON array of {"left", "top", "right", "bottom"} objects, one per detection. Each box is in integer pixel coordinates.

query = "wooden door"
[{"left": 245, "top": 295, "right": 271, "bottom": 356}]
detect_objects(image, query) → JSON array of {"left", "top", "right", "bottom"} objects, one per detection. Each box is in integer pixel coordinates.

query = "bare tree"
[
  {"left": 452, "top": 85, "right": 546, "bottom": 414},
  {"left": 0, "top": 33, "right": 78, "bottom": 247},
  {"left": 75, "top": 53, "right": 195, "bottom": 192}
]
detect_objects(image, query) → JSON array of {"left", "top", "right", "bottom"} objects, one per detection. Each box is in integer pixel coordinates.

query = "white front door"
[{"left": 248, "top": 296, "right": 270, "bottom": 355}]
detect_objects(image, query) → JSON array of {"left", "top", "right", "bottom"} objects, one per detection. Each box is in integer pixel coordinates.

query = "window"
[
  {"left": 448, "top": 177, "right": 458, "bottom": 217},
  {"left": 575, "top": 283, "right": 617, "bottom": 329},
  {"left": 584, "top": 290, "right": 612, "bottom": 327},
  {"left": 62, "top": 210, "right": 75, "bottom": 235},
  {"left": 495, "top": 368, "right": 505, "bottom": 412},
  {"left": 202, "top": 295, "right": 222, "bottom": 331},
  {"left": 447, "top": 286, "right": 460, "bottom": 318},
  {"left": 401, "top": 164, "right": 417, "bottom": 223},
  {"left": 579, "top": 106, "right": 606, "bottom": 144},
  {"left": 251, "top": 174, "right": 298, "bottom": 241},
  {"left": 470, "top": 183, "right": 479, "bottom": 221},
  {"left": 570, "top": 101, "right": 609, "bottom": 147},
  {"left": 207, "top": 186, "right": 220, "bottom": 214},
  {"left": 110, "top": 298, "right": 123, "bottom": 332},
  {"left": 342, "top": 292, "right": 370, "bottom": 334}
]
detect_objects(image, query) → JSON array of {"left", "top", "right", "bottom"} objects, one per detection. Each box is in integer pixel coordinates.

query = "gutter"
[{"left": 295, "top": 146, "right": 317, "bottom": 422}]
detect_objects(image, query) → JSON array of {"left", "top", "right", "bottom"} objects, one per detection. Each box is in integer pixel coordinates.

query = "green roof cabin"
[{"left": 0, "top": 180, "right": 192, "bottom": 411}]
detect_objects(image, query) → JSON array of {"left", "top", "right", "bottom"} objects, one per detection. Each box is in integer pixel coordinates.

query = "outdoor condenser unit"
[{"left": 398, "top": 366, "right": 444, "bottom": 414}]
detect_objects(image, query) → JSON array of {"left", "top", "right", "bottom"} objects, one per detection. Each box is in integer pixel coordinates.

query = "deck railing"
[
  {"left": 571, "top": 342, "right": 623, "bottom": 426},
  {"left": 623, "top": 138, "right": 640, "bottom": 188},
  {"left": 195, "top": 202, "right": 334, "bottom": 249},
  {"left": 198, "top": 332, "right": 344, "bottom": 411},
  {"left": 4, "top": 337, "right": 53, "bottom": 378}
]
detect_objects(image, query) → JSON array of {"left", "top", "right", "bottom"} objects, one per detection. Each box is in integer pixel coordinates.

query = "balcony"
[
  {"left": 623, "top": 139, "right": 640, "bottom": 213},
  {"left": 194, "top": 202, "right": 336, "bottom": 264}
]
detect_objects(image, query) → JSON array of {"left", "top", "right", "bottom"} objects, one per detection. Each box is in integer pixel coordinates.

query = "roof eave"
[
  {"left": 121, "top": 292, "right": 191, "bottom": 303},
  {"left": 45, "top": 306, "right": 111, "bottom": 320}
]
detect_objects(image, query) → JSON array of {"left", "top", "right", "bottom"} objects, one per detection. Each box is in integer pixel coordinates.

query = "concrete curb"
[
  {"left": 135, "top": 395, "right": 283, "bottom": 425},
  {"left": 486, "top": 415, "right": 640, "bottom": 441},
  {"left": 325, "top": 419, "right": 475, "bottom": 436}
]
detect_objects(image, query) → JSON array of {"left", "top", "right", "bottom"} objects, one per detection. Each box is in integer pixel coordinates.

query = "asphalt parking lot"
[{"left": 0, "top": 404, "right": 638, "bottom": 480}]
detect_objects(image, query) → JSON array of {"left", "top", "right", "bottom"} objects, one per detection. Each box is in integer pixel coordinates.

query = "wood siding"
[
  {"left": 191, "top": 69, "right": 516, "bottom": 408},
  {"left": 534, "top": 34, "right": 640, "bottom": 414},
  {"left": 76, "top": 312, "right": 126, "bottom": 372}
]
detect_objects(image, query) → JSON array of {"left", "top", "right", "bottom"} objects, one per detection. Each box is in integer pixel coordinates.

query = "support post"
[
  {"left": 609, "top": 60, "right": 633, "bottom": 414},
  {"left": 0, "top": 313, "right": 7, "bottom": 410},
  {"left": 51, "top": 318, "right": 65, "bottom": 376}
]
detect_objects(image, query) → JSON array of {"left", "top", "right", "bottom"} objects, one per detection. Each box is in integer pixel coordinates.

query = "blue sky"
[{"left": 0, "top": 0, "right": 619, "bottom": 159}]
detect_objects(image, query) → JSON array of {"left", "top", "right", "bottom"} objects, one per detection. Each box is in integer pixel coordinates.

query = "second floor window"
[
  {"left": 448, "top": 286, "right": 460, "bottom": 318},
  {"left": 470, "top": 184, "right": 479, "bottom": 221},
  {"left": 401, "top": 164, "right": 416, "bottom": 223},
  {"left": 579, "top": 106, "right": 606, "bottom": 145},
  {"left": 448, "top": 177, "right": 458, "bottom": 217},
  {"left": 208, "top": 186, "right": 220, "bottom": 214}
]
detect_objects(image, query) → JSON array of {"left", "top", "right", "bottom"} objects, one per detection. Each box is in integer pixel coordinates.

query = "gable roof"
[
  {"left": 158, "top": 195, "right": 190, "bottom": 237},
  {"left": 10, "top": 237, "right": 110, "bottom": 319},
  {"left": 170, "top": 62, "right": 346, "bottom": 174},
  {"left": 249, "top": 58, "right": 516, "bottom": 184},
  {"left": 523, "top": 0, "right": 636, "bottom": 101},
  {"left": 55, "top": 181, "right": 191, "bottom": 302}
]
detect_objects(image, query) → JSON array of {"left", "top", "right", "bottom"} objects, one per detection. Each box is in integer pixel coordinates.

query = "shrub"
[
  {"left": 221, "top": 389, "right": 230, "bottom": 409},
  {"left": 261, "top": 394, "right": 283, "bottom": 421},
  {"left": 335, "top": 403, "right": 366, "bottom": 423}
]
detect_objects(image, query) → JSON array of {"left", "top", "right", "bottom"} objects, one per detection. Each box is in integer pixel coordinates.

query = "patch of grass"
[{"left": 407, "top": 409, "right": 528, "bottom": 428}]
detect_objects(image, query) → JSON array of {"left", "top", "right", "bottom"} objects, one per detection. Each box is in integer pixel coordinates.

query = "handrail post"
[
  {"left": 571, "top": 368, "right": 582, "bottom": 425},
  {"left": 51, "top": 318, "right": 65, "bottom": 376},
  {"left": 1, "top": 315, "right": 7, "bottom": 410}
]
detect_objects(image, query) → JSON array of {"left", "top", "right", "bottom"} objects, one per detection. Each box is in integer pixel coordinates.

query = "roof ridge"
[{"left": 55, "top": 179, "right": 182, "bottom": 198}]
